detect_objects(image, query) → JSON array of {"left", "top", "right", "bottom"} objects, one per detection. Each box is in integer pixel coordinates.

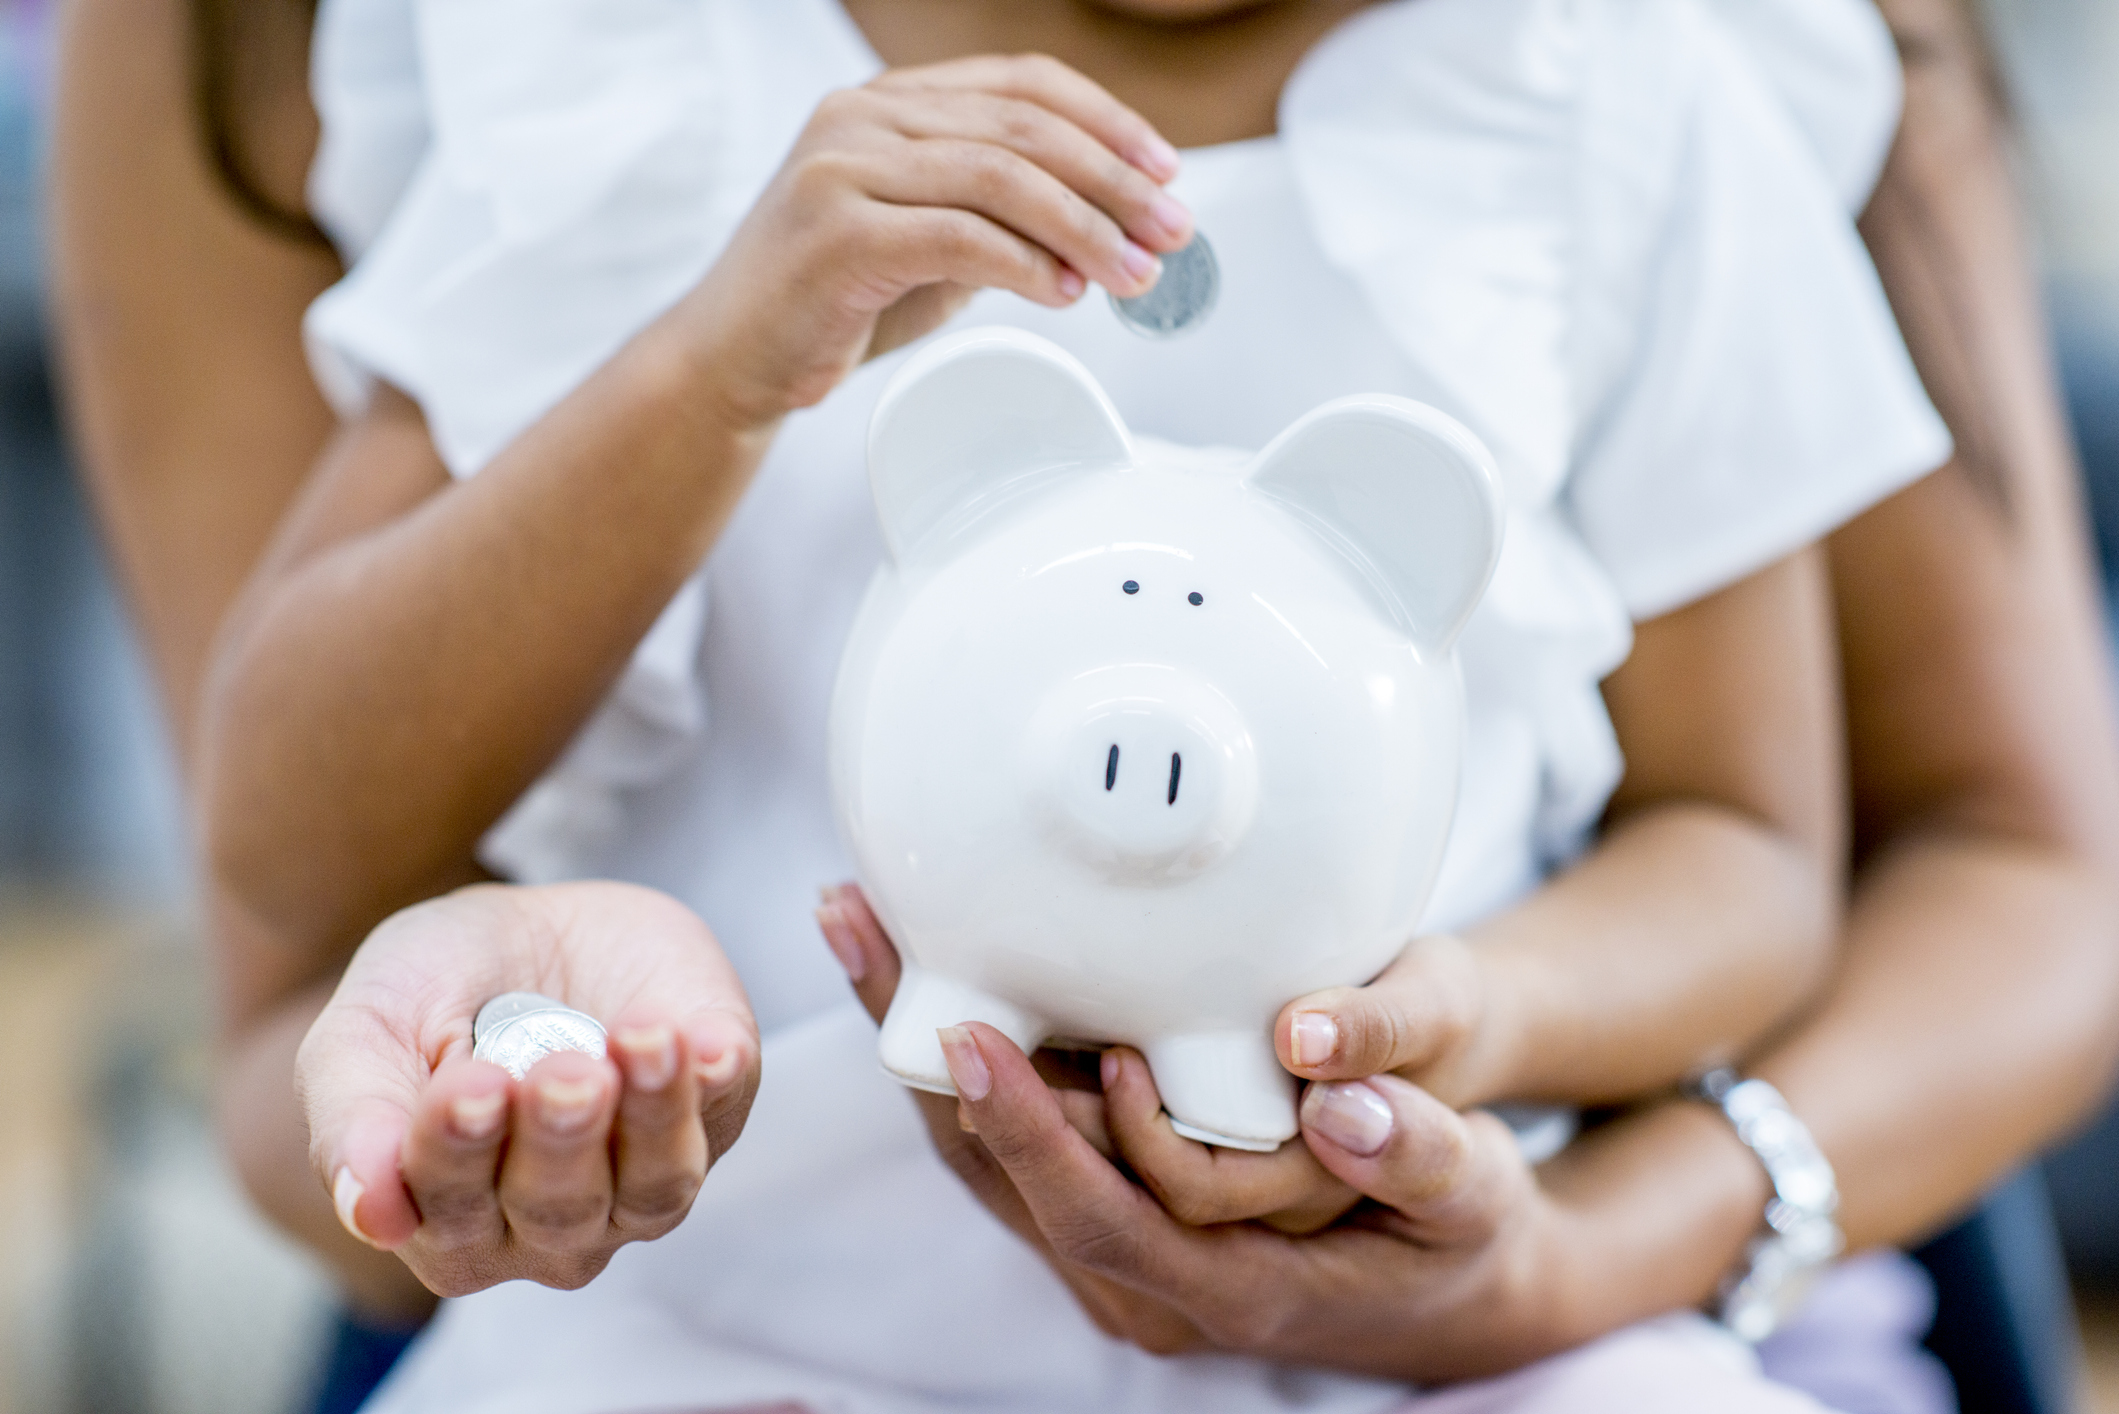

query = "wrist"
[
  {"left": 1540, "top": 1099, "right": 1771, "bottom": 1340},
  {"left": 1442, "top": 936, "right": 1538, "bottom": 1108},
  {"left": 636, "top": 296, "right": 791, "bottom": 449}
]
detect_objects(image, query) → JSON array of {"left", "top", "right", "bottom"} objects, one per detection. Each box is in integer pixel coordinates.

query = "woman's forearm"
[
  {"left": 1537, "top": 828, "right": 2119, "bottom": 1338},
  {"left": 1759, "top": 833, "right": 2119, "bottom": 1248},
  {"left": 200, "top": 316, "right": 773, "bottom": 961}
]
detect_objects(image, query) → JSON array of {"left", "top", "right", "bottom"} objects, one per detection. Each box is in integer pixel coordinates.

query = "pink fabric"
[
  {"left": 1387, "top": 1316, "right": 1833, "bottom": 1414},
  {"left": 1756, "top": 1252, "right": 1954, "bottom": 1414},
  {"left": 1383, "top": 1253, "right": 1952, "bottom": 1414}
]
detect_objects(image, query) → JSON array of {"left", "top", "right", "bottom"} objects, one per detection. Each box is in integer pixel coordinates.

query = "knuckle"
[
  {"left": 614, "top": 1172, "right": 702, "bottom": 1231},
  {"left": 535, "top": 1253, "right": 612, "bottom": 1292},
  {"left": 1150, "top": 1178, "right": 1229, "bottom": 1229},
  {"left": 991, "top": 99, "right": 1048, "bottom": 151},
  {"left": 1045, "top": 1209, "right": 1144, "bottom": 1274},
  {"left": 506, "top": 1189, "right": 609, "bottom": 1240},
  {"left": 788, "top": 149, "right": 861, "bottom": 203},
  {"left": 415, "top": 1182, "right": 496, "bottom": 1233},
  {"left": 423, "top": 1271, "right": 484, "bottom": 1300},
  {"left": 957, "top": 144, "right": 1020, "bottom": 202},
  {"left": 813, "top": 86, "right": 870, "bottom": 127},
  {"left": 1006, "top": 52, "right": 1067, "bottom": 90},
  {"left": 1202, "top": 1285, "right": 1296, "bottom": 1352},
  {"left": 924, "top": 213, "right": 988, "bottom": 267}
]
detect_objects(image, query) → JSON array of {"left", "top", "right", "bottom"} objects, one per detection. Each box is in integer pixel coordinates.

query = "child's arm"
[
  {"left": 199, "top": 59, "right": 1194, "bottom": 968},
  {"left": 1279, "top": 544, "right": 1844, "bottom": 1112}
]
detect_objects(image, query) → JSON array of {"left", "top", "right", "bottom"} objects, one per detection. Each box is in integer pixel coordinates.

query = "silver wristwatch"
[{"left": 1689, "top": 1067, "right": 1844, "bottom": 1342}]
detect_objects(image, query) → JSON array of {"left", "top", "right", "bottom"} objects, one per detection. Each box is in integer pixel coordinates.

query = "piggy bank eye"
[
  {"left": 1188, "top": 592, "right": 1204, "bottom": 606},
  {"left": 1123, "top": 580, "right": 1140, "bottom": 595}
]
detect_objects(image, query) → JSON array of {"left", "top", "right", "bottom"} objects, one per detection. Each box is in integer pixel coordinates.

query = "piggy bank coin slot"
[
  {"left": 1168, "top": 752, "right": 1182, "bottom": 805},
  {"left": 1105, "top": 744, "right": 1120, "bottom": 790}
]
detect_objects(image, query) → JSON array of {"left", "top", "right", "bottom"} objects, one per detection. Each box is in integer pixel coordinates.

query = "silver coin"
[
  {"left": 1111, "top": 233, "right": 1218, "bottom": 338},
  {"left": 471, "top": 991, "right": 607, "bottom": 1081}
]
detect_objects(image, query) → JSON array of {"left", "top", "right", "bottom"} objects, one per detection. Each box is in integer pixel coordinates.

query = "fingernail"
[
  {"left": 1302, "top": 1081, "right": 1394, "bottom": 1157},
  {"left": 332, "top": 1167, "right": 377, "bottom": 1247},
  {"left": 1289, "top": 1012, "right": 1339, "bottom": 1070},
  {"left": 615, "top": 1024, "right": 677, "bottom": 1091},
  {"left": 536, "top": 1075, "right": 602, "bottom": 1133},
  {"left": 1057, "top": 267, "right": 1086, "bottom": 300},
  {"left": 817, "top": 903, "right": 868, "bottom": 983},
  {"left": 1119, "top": 241, "right": 1160, "bottom": 289},
  {"left": 1148, "top": 192, "right": 1192, "bottom": 245},
  {"left": 1136, "top": 132, "right": 1181, "bottom": 180},
  {"left": 938, "top": 1026, "right": 991, "bottom": 1102},
  {"left": 693, "top": 1027, "right": 747, "bottom": 1089},
  {"left": 1100, "top": 1049, "right": 1120, "bottom": 1091},
  {"left": 450, "top": 1089, "right": 506, "bottom": 1140}
]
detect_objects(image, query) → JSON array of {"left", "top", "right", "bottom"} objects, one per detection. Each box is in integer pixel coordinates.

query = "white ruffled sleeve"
[
  {"left": 1563, "top": 0, "right": 1950, "bottom": 620},
  {"left": 302, "top": 0, "right": 739, "bottom": 882}
]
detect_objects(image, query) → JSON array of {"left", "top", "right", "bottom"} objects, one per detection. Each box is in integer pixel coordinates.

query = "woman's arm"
[
  {"left": 1762, "top": 0, "right": 2119, "bottom": 1244},
  {"left": 48, "top": 0, "right": 444, "bottom": 1321},
  {"left": 48, "top": 0, "right": 338, "bottom": 761}
]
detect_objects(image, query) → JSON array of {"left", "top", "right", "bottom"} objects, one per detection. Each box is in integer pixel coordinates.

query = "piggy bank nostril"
[
  {"left": 1106, "top": 744, "right": 1120, "bottom": 791},
  {"left": 1168, "top": 752, "right": 1182, "bottom": 805}
]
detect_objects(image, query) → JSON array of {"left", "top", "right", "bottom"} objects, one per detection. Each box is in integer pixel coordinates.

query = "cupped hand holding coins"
[{"left": 296, "top": 882, "right": 759, "bottom": 1296}]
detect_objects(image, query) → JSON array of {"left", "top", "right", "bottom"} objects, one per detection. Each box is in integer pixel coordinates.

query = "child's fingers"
[
  {"left": 1298, "top": 1074, "right": 1526, "bottom": 1247},
  {"left": 684, "top": 1006, "right": 761, "bottom": 1165},
  {"left": 607, "top": 1009, "right": 708, "bottom": 1237},
  {"left": 879, "top": 53, "right": 1181, "bottom": 184},
  {"left": 398, "top": 1058, "right": 512, "bottom": 1255},
  {"left": 882, "top": 90, "right": 1190, "bottom": 253},
  {"left": 315, "top": 1099, "right": 420, "bottom": 1252},
  {"left": 1099, "top": 1047, "right": 1358, "bottom": 1233},
  {"left": 498, "top": 1051, "right": 621, "bottom": 1258},
  {"left": 1275, "top": 935, "right": 1488, "bottom": 1094},
  {"left": 850, "top": 140, "right": 1152, "bottom": 298}
]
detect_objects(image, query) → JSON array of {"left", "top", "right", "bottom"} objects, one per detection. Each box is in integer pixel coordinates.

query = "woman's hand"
[
  {"left": 816, "top": 884, "right": 1605, "bottom": 1378},
  {"left": 298, "top": 881, "right": 760, "bottom": 1297},
  {"left": 678, "top": 55, "right": 1192, "bottom": 430}
]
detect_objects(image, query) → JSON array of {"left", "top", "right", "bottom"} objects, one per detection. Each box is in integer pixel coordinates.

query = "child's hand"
[
  {"left": 297, "top": 882, "right": 759, "bottom": 1296},
  {"left": 678, "top": 55, "right": 1192, "bottom": 431},
  {"left": 1275, "top": 934, "right": 1517, "bottom": 1110}
]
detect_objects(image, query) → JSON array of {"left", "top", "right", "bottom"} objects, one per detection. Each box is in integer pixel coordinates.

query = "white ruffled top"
[{"left": 304, "top": 2, "right": 1947, "bottom": 1409}]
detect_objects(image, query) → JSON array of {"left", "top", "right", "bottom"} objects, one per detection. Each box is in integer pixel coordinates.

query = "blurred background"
[{"left": 0, "top": 0, "right": 2115, "bottom": 1411}]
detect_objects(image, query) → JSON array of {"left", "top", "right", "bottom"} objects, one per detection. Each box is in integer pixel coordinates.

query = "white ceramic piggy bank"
[{"left": 829, "top": 328, "right": 1504, "bottom": 1150}]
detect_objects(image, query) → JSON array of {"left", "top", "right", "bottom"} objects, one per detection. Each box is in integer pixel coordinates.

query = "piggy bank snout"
[{"left": 1026, "top": 667, "right": 1257, "bottom": 880}]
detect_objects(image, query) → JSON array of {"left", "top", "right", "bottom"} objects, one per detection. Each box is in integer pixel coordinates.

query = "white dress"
[{"left": 301, "top": 1, "right": 1950, "bottom": 1410}]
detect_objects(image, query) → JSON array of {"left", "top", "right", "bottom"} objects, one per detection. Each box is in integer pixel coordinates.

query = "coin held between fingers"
[
  {"left": 471, "top": 991, "right": 608, "bottom": 1081},
  {"left": 1111, "top": 233, "right": 1218, "bottom": 338}
]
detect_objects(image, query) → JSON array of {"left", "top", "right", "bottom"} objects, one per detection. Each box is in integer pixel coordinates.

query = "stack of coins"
[
  {"left": 470, "top": 991, "right": 607, "bottom": 1081},
  {"left": 1112, "top": 234, "right": 1219, "bottom": 339}
]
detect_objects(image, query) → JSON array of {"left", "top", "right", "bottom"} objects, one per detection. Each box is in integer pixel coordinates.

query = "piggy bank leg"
[
  {"left": 878, "top": 964, "right": 1048, "bottom": 1095},
  {"left": 1145, "top": 1032, "right": 1298, "bottom": 1152}
]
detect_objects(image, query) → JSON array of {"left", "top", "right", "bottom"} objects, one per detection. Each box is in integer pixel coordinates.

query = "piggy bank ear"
[
  {"left": 867, "top": 327, "right": 1133, "bottom": 565},
  {"left": 1247, "top": 396, "right": 1504, "bottom": 653}
]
